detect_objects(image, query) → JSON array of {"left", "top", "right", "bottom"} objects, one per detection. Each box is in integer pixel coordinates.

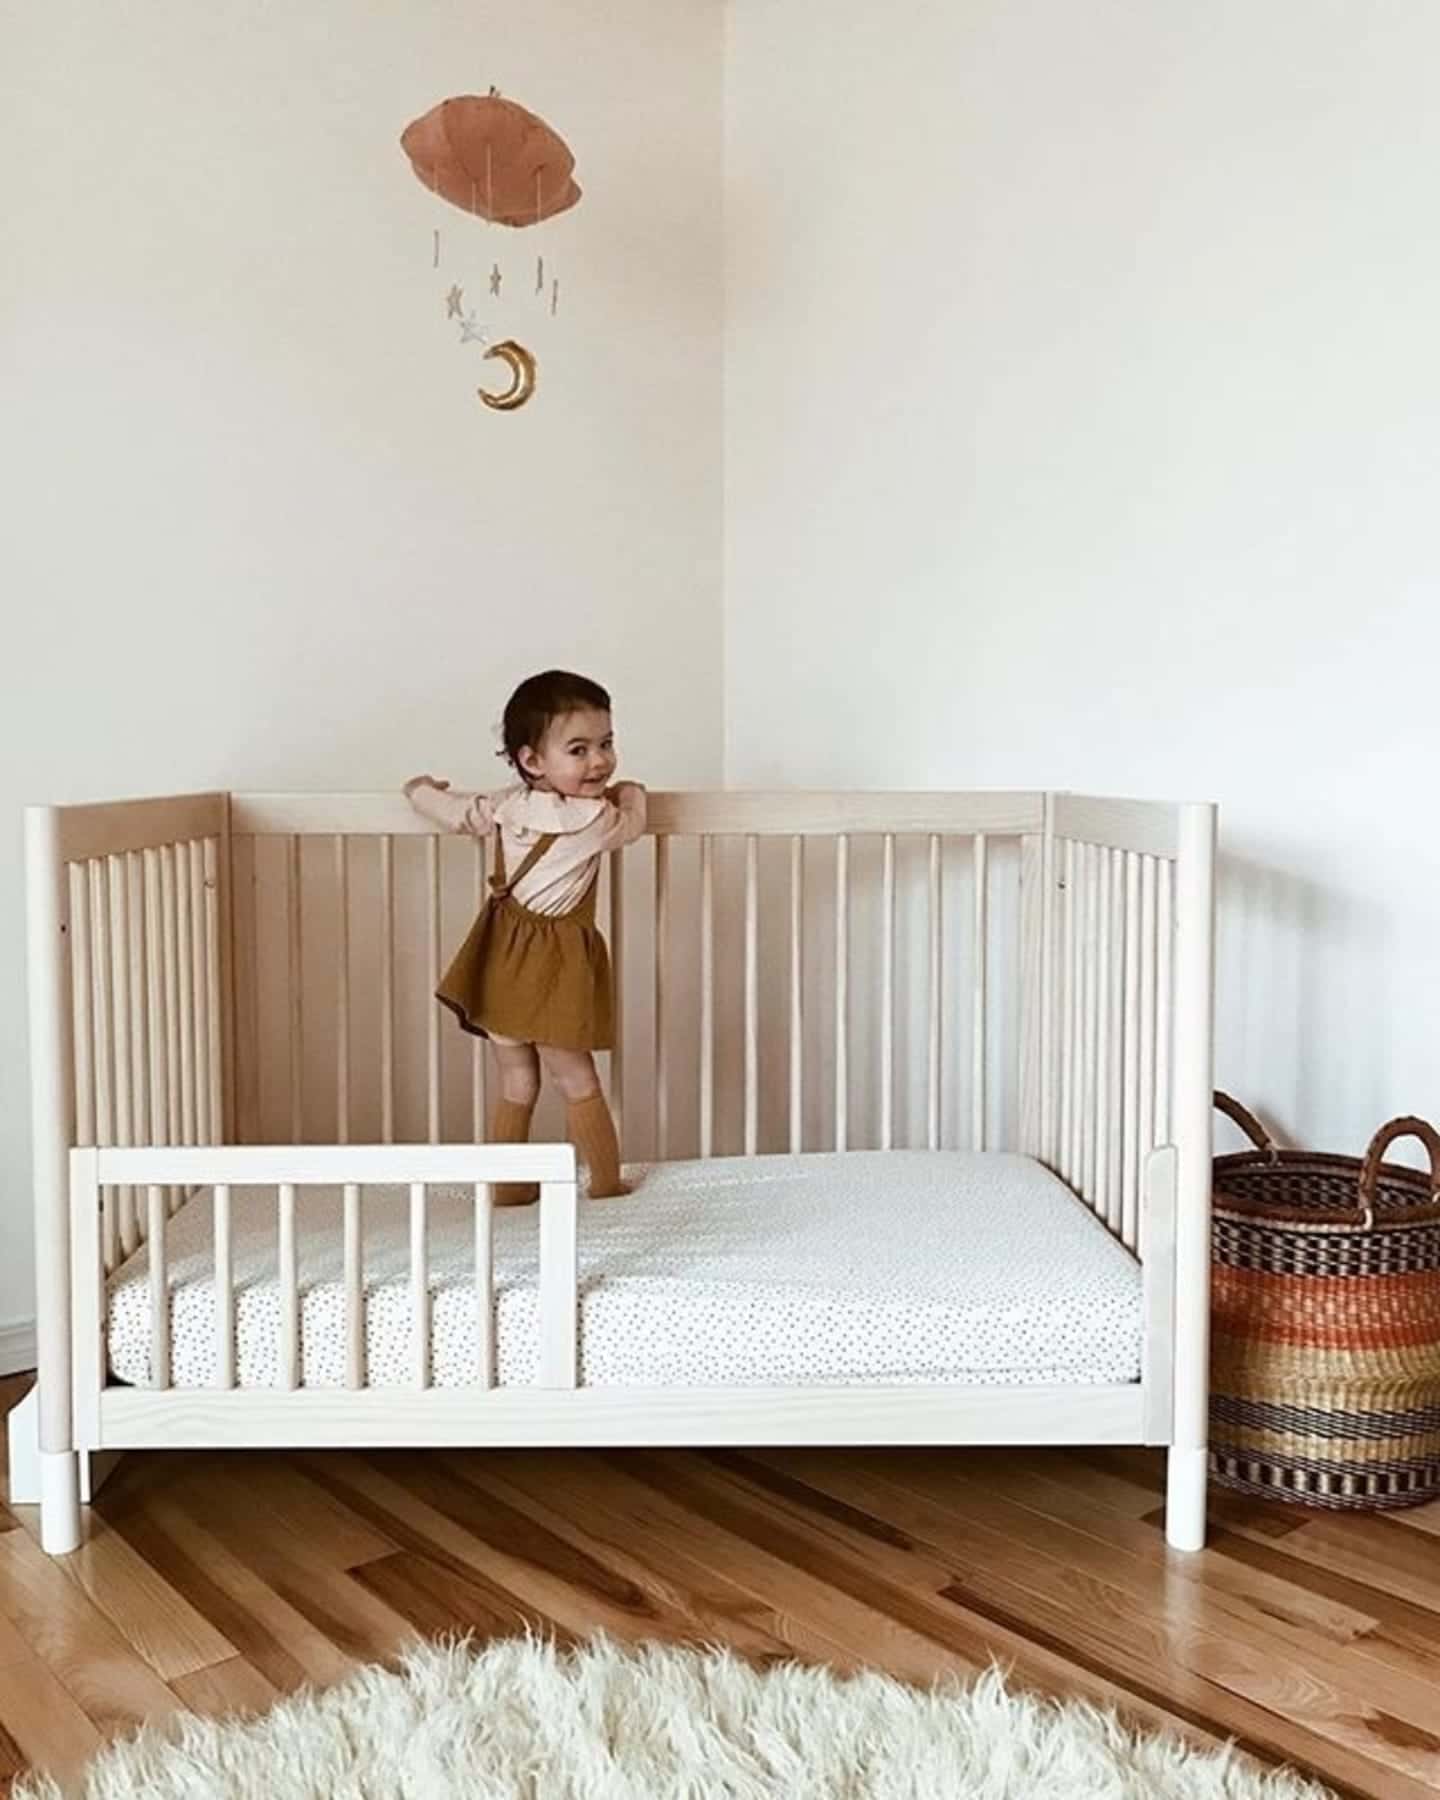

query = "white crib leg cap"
[
  {"left": 40, "top": 1451, "right": 83, "bottom": 1556},
  {"left": 1165, "top": 1445, "right": 1208, "bottom": 1552}
]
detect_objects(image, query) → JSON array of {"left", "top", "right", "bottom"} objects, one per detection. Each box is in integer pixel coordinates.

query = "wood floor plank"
[
  {"left": 934, "top": 1451, "right": 1379, "bottom": 1647},
  {"left": 0, "top": 1526, "right": 183, "bottom": 1741},
  {"left": 761, "top": 1450, "right": 1440, "bottom": 1797},
  {"left": 62, "top": 1510, "right": 238, "bottom": 1681},
  {"left": 443, "top": 1451, "right": 801, "bottom": 1663},
  {"left": 97, "top": 1485, "right": 353, "bottom": 1694},
  {"left": 169, "top": 1653, "right": 280, "bottom": 1722},
  {"left": 1219, "top": 1506, "right": 1440, "bottom": 1617},
  {"left": 297, "top": 1453, "right": 562, "bottom": 1642},
  {"left": 467, "top": 1451, "right": 864, "bottom": 1672},
  {"left": 334, "top": 1449, "right": 697, "bottom": 1650},
  {"left": 170, "top": 1466, "right": 419, "bottom": 1667},
  {"left": 351, "top": 1550, "right": 549, "bottom": 1643},
  {"left": 214, "top": 1453, "right": 401, "bottom": 1567},
  {"left": 0, "top": 1635, "right": 107, "bottom": 1791},
  {"left": 580, "top": 1449, "right": 1273, "bottom": 1768}
]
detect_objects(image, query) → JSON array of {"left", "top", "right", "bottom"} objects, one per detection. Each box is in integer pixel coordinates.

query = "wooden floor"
[{"left": 2, "top": 1377, "right": 1438, "bottom": 1798}]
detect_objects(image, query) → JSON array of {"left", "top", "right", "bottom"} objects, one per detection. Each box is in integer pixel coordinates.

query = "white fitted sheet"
[{"left": 106, "top": 1150, "right": 1143, "bottom": 1390}]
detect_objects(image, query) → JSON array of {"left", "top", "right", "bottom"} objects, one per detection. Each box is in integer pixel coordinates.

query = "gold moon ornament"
[{"left": 478, "top": 339, "right": 537, "bottom": 412}]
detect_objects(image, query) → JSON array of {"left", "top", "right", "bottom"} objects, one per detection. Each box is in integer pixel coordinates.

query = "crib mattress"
[{"left": 105, "top": 1150, "right": 1143, "bottom": 1390}]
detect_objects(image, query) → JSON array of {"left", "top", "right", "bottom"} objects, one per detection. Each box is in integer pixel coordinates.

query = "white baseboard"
[{"left": 0, "top": 1317, "right": 37, "bottom": 1378}]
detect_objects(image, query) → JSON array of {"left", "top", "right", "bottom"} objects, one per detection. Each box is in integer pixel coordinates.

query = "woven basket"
[{"left": 1209, "top": 1091, "right": 1440, "bottom": 1511}]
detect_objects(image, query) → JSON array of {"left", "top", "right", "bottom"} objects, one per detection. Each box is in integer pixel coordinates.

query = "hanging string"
[{"left": 432, "top": 229, "right": 440, "bottom": 270}]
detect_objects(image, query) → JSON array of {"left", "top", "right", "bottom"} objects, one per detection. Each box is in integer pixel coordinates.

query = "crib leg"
[
  {"left": 1165, "top": 1445, "right": 1208, "bottom": 1552},
  {"left": 40, "top": 1450, "right": 83, "bottom": 1556}
]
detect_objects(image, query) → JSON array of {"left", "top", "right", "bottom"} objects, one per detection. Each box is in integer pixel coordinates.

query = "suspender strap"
[{"left": 490, "top": 829, "right": 559, "bottom": 897}]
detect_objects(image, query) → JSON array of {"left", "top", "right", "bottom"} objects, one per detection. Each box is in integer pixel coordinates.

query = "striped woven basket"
[{"left": 1209, "top": 1092, "right": 1440, "bottom": 1511}]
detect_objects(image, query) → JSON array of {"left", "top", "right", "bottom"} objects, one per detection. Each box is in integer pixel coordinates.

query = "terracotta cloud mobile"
[{"left": 400, "top": 90, "right": 580, "bottom": 411}]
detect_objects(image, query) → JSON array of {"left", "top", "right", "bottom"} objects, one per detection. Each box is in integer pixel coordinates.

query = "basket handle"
[
  {"left": 1214, "top": 1091, "right": 1278, "bottom": 1161},
  {"left": 1357, "top": 1117, "right": 1440, "bottom": 1228}
]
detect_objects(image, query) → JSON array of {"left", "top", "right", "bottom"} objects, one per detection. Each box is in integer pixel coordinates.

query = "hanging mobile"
[{"left": 401, "top": 88, "right": 579, "bottom": 412}]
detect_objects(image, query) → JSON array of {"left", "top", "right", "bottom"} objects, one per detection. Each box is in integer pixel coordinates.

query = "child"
[{"left": 404, "top": 670, "right": 646, "bottom": 1203}]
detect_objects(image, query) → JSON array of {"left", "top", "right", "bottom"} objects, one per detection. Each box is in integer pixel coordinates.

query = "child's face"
[{"left": 518, "top": 707, "right": 618, "bottom": 798}]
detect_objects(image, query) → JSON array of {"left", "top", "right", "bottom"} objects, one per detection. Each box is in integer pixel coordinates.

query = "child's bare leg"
[
  {"left": 489, "top": 1039, "right": 540, "bottom": 1204},
  {"left": 540, "top": 1046, "right": 627, "bottom": 1198}
]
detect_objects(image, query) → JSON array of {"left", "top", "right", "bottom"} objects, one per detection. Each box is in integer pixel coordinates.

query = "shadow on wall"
[{"left": 1217, "top": 849, "right": 1396, "bottom": 1157}]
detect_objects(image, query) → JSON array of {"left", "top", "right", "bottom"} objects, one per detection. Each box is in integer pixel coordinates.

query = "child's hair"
[{"left": 501, "top": 669, "right": 613, "bottom": 780}]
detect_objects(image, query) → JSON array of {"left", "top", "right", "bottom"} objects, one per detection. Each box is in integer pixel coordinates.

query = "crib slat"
[
  {"left": 927, "top": 834, "right": 942, "bottom": 1151},
  {"left": 1157, "top": 856, "right": 1175, "bottom": 1149},
  {"left": 176, "top": 843, "right": 196, "bottom": 1149},
  {"left": 789, "top": 835, "right": 804, "bottom": 1154},
  {"left": 1072, "top": 842, "right": 1094, "bottom": 1209},
  {"left": 1122, "top": 851, "right": 1141, "bottom": 1248},
  {"left": 188, "top": 840, "right": 209, "bottom": 1143},
  {"left": 204, "top": 839, "right": 224, "bottom": 1145},
  {"left": 609, "top": 851, "right": 625, "bottom": 1152},
  {"left": 380, "top": 835, "right": 395, "bottom": 1145},
  {"left": 472, "top": 838, "right": 487, "bottom": 1141},
  {"left": 700, "top": 835, "right": 714, "bottom": 1159},
  {"left": 232, "top": 834, "right": 261, "bottom": 1144},
  {"left": 1094, "top": 845, "right": 1113, "bottom": 1223},
  {"left": 89, "top": 860, "right": 118, "bottom": 1269},
  {"left": 287, "top": 836, "right": 303, "bottom": 1142},
  {"left": 278, "top": 1182, "right": 299, "bottom": 1389},
  {"left": 474, "top": 1182, "right": 495, "bottom": 1388},
  {"left": 834, "top": 834, "right": 849, "bottom": 1152},
  {"left": 1070, "top": 843, "right": 1089, "bottom": 1186},
  {"left": 213, "top": 1184, "right": 234, "bottom": 1389},
  {"left": 1109, "top": 851, "right": 1126, "bottom": 1235},
  {"left": 70, "top": 865, "right": 95, "bottom": 1148},
  {"left": 411, "top": 1182, "right": 429, "bottom": 1389},
  {"left": 334, "top": 835, "right": 350, "bottom": 1145},
  {"left": 427, "top": 836, "right": 441, "bottom": 1144},
  {"left": 126, "top": 853, "right": 148, "bottom": 1248},
  {"left": 972, "top": 833, "right": 988, "bottom": 1151},
  {"left": 539, "top": 1180, "right": 578, "bottom": 1386},
  {"left": 343, "top": 1182, "right": 364, "bottom": 1389},
  {"left": 1039, "top": 803, "right": 1057, "bottom": 1165},
  {"left": 744, "top": 834, "right": 759, "bottom": 1156},
  {"left": 147, "top": 1184, "right": 169, "bottom": 1388},
  {"left": 108, "top": 856, "right": 136, "bottom": 1259},
  {"left": 880, "top": 833, "right": 896, "bottom": 1152},
  {"left": 1139, "top": 855, "right": 1158, "bottom": 1169},
  {"left": 1059, "top": 839, "right": 1077, "bottom": 1183},
  {"left": 143, "top": 850, "right": 167, "bottom": 1150},
  {"left": 654, "top": 837, "right": 670, "bottom": 1160},
  {"left": 161, "top": 847, "right": 182, "bottom": 1151}
]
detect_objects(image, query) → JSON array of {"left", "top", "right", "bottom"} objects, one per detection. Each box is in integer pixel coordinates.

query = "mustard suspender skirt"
[{"left": 435, "top": 830, "right": 615, "bottom": 1052}]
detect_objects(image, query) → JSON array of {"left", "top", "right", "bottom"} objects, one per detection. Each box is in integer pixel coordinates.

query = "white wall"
[
  {"left": 0, "top": 0, "right": 724, "bottom": 1355},
  {"left": 725, "top": 1, "right": 1440, "bottom": 1158}
]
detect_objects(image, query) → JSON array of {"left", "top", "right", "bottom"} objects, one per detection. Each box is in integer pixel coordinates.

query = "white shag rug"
[{"left": 17, "top": 1635, "right": 1337, "bottom": 1800}]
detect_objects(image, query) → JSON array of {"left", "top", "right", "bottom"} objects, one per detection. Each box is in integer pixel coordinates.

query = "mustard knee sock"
[
  {"left": 567, "top": 1093, "right": 628, "bottom": 1199},
  {"left": 489, "top": 1097, "right": 538, "bottom": 1206}
]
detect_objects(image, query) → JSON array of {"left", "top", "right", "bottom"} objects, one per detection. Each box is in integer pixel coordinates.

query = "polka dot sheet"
[{"left": 106, "top": 1151, "right": 1142, "bottom": 1390}]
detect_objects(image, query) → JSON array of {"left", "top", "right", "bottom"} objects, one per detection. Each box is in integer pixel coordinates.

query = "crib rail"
[
  {"left": 68, "top": 1142, "right": 579, "bottom": 1440},
  {"left": 227, "top": 791, "right": 1050, "bottom": 1164}
]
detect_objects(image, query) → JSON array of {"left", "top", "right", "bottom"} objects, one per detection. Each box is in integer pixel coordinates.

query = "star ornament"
[{"left": 445, "top": 284, "right": 464, "bottom": 318}]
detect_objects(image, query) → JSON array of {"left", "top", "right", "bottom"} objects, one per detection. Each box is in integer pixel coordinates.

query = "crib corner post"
[
  {"left": 25, "top": 805, "right": 81, "bottom": 1553},
  {"left": 1168, "top": 801, "right": 1217, "bottom": 1553}
]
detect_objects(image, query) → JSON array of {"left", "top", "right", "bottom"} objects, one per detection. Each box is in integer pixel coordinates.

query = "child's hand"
[
  {"left": 404, "top": 774, "right": 451, "bottom": 799},
  {"left": 608, "top": 781, "right": 646, "bottom": 803}
]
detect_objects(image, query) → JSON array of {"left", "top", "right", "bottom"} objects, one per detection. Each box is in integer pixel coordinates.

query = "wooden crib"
[{"left": 13, "top": 789, "right": 1216, "bottom": 1557}]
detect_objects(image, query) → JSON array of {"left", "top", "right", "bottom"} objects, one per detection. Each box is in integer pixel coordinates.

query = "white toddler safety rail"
[{"left": 16, "top": 789, "right": 1216, "bottom": 1558}]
